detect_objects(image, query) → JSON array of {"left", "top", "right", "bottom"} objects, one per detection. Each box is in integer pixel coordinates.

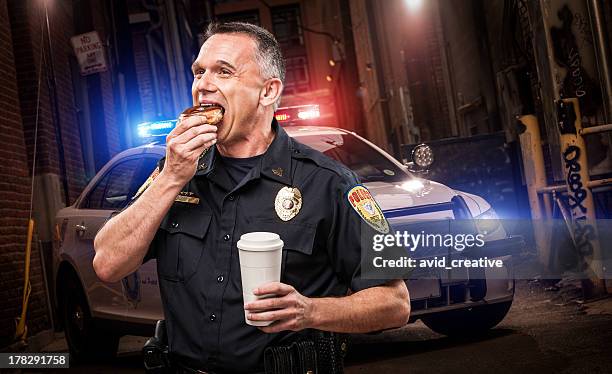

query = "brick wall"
[
  {"left": 9, "top": 1, "right": 60, "bottom": 178},
  {"left": 1, "top": 0, "right": 124, "bottom": 346},
  {"left": 349, "top": 0, "right": 392, "bottom": 150},
  {"left": 91, "top": 0, "right": 122, "bottom": 157},
  {"left": 9, "top": 0, "right": 87, "bottom": 203},
  {"left": 401, "top": 1, "right": 453, "bottom": 141},
  {"left": 423, "top": 11, "right": 451, "bottom": 140},
  {"left": 438, "top": 0, "right": 500, "bottom": 136},
  {"left": 0, "top": 0, "right": 50, "bottom": 347},
  {"left": 132, "top": 26, "right": 156, "bottom": 121},
  {"left": 49, "top": 1, "right": 90, "bottom": 200}
]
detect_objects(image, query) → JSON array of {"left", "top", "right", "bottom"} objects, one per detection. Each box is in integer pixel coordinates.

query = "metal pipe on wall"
[
  {"left": 518, "top": 114, "right": 552, "bottom": 267},
  {"left": 580, "top": 123, "right": 612, "bottom": 135}
]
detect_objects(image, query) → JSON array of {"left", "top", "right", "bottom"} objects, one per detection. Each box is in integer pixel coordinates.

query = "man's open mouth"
[{"left": 181, "top": 104, "right": 225, "bottom": 125}]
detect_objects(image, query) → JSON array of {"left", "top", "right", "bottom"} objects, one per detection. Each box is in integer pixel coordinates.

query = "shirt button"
[
  {"left": 171, "top": 222, "right": 179, "bottom": 228},
  {"left": 217, "top": 275, "right": 224, "bottom": 283},
  {"left": 209, "top": 313, "right": 216, "bottom": 321},
  {"left": 223, "top": 234, "right": 230, "bottom": 241},
  {"left": 228, "top": 195, "right": 235, "bottom": 201}
]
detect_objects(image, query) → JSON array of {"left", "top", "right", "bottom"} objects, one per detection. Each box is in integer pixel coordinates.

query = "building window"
[
  {"left": 272, "top": 4, "right": 304, "bottom": 50},
  {"left": 216, "top": 9, "right": 260, "bottom": 25},
  {"left": 272, "top": 4, "right": 309, "bottom": 93},
  {"left": 285, "top": 56, "right": 309, "bottom": 86}
]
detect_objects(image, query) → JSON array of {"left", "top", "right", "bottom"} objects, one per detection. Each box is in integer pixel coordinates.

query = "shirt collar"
[{"left": 195, "top": 118, "right": 293, "bottom": 186}]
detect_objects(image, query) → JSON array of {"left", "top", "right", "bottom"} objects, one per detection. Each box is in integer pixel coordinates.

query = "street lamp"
[{"left": 404, "top": 0, "right": 423, "bottom": 11}]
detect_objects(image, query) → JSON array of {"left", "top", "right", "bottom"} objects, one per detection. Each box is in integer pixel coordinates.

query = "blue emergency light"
[{"left": 137, "top": 119, "right": 178, "bottom": 139}]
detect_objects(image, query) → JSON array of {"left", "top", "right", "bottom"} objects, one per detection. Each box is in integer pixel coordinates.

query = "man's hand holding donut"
[{"left": 162, "top": 105, "right": 224, "bottom": 185}]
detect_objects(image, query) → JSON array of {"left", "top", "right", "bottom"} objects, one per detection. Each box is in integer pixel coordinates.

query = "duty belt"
[
  {"left": 143, "top": 320, "right": 347, "bottom": 374},
  {"left": 175, "top": 363, "right": 213, "bottom": 374},
  {"left": 264, "top": 330, "right": 348, "bottom": 374}
]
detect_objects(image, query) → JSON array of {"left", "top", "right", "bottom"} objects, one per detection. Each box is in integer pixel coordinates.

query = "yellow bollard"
[
  {"left": 518, "top": 115, "right": 553, "bottom": 269},
  {"left": 557, "top": 98, "right": 607, "bottom": 297},
  {"left": 14, "top": 218, "right": 34, "bottom": 342}
]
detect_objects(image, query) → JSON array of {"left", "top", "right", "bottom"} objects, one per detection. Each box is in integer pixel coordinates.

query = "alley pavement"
[{"left": 13, "top": 280, "right": 612, "bottom": 373}]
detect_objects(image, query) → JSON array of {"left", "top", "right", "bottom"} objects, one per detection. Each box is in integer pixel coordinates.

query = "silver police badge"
[{"left": 275, "top": 187, "right": 302, "bottom": 221}]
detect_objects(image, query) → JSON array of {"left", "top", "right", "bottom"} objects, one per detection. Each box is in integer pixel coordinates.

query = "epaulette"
[{"left": 290, "top": 139, "right": 358, "bottom": 183}]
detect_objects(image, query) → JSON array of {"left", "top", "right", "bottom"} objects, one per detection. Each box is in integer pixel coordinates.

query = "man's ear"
[{"left": 260, "top": 78, "right": 283, "bottom": 108}]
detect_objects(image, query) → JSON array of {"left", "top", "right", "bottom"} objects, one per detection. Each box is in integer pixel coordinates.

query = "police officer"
[{"left": 93, "top": 22, "right": 410, "bottom": 373}]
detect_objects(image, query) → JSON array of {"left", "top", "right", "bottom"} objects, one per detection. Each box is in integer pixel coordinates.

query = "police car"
[{"left": 53, "top": 105, "right": 520, "bottom": 360}]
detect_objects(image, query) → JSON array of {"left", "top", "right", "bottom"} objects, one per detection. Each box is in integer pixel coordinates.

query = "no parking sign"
[{"left": 70, "top": 31, "right": 108, "bottom": 75}]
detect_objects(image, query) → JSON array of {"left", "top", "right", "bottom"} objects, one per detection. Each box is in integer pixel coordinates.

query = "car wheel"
[
  {"left": 421, "top": 300, "right": 513, "bottom": 337},
  {"left": 60, "top": 273, "right": 119, "bottom": 363}
]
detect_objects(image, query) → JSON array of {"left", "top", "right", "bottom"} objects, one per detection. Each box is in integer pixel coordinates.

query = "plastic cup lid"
[{"left": 237, "top": 232, "right": 284, "bottom": 251}]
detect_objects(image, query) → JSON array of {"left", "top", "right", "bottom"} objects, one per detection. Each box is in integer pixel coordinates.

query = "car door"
[
  {"left": 123, "top": 250, "right": 165, "bottom": 324},
  {"left": 119, "top": 156, "right": 166, "bottom": 324},
  {"left": 74, "top": 156, "right": 151, "bottom": 319}
]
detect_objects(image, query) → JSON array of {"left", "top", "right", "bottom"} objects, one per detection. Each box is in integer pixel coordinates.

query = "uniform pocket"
[
  {"left": 249, "top": 219, "right": 317, "bottom": 290},
  {"left": 278, "top": 223, "right": 316, "bottom": 290},
  {"left": 158, "top": 208, "right": 212, "bottom": 282}
]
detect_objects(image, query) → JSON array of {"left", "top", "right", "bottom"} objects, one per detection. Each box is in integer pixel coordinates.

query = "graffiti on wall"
[
  {"left": 550, "top": 5, "right": 602, "bottom": 116},
  {"left": 562, "top": 145, "right": 595, "bottom": 266}
]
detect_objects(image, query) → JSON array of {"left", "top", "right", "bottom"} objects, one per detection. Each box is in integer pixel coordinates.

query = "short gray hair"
[{"left": 203, "top": 22, "right": 285, "bottom": 109}]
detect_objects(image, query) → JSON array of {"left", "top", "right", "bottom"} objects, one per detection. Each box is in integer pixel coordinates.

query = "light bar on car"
[
  {"left": 275, "top": 104, "right": 320, "bottom": 123},
  {"left": 275, "top": 113, "right": 291, "bottom": 122},
  {"left": 137, "top": 119, "right": 177, "bottom": 139},
  {"left": 297, "top": 107, "right": 320, "bottom": 120}
]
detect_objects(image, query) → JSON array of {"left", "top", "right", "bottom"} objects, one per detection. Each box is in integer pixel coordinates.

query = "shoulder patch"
[
  {"left": 132, "top": 166, "right": 160, "bottom": 201},
  {"left": 346, "top": 185, "right": 390, "bottom": 234}
]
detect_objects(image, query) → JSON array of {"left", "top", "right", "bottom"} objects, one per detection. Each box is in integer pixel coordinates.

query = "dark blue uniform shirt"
[{"left": 143, "top": 119, "right": 389, "bottom": 373}]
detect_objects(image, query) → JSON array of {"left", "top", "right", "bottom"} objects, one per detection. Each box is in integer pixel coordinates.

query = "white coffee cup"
[{"left": 237, "top": 232, "right": 283, "bottom": 326}]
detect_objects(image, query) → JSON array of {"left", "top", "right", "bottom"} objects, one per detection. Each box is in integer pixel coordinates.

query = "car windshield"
[{"left": 293, "top": 133, "right": 410, "bottom": 183}]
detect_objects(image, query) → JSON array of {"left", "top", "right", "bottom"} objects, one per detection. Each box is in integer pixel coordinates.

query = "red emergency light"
[
  {"left": 275, "top": 113, "right": 291, "bottom": 121},
  {"left": 275, "top": 104, "right": 320, "bottom": 124}
]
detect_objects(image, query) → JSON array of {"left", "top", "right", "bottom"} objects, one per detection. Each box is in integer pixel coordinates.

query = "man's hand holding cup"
[{"left": 245, "top": 281, "right": 315, "bottom": 333}]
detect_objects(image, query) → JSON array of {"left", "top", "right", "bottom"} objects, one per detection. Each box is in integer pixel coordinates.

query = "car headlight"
[{"left": 475, "top": 208, "right": 506, "bottom": 240}]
